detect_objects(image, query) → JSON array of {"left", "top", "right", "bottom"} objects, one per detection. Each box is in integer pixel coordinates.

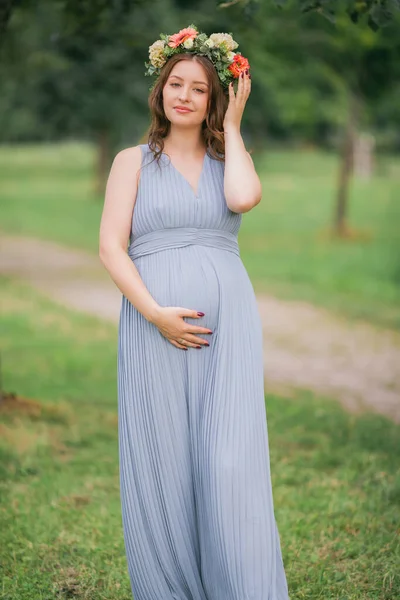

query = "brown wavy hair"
[{"left": 143, "top": 53, "right": 229, "bottom": 164}]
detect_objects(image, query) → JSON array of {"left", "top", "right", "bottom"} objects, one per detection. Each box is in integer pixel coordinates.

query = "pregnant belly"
[{"left": 133, "top": 245, "right": 249, "bottom": 331}]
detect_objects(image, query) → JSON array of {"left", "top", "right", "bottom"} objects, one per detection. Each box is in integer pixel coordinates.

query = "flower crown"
[{"left": 145, "top": 24, "right": 250, "bottom": 90}]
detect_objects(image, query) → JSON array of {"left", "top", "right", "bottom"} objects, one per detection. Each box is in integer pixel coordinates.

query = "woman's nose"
[{"left": 178, "top": 87, "right": 190, "bottom": 101}]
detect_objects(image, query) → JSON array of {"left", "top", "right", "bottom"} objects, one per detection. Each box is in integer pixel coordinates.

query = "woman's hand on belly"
[{"left": 152, "top": 306, "right": 213, "bottom": 350}]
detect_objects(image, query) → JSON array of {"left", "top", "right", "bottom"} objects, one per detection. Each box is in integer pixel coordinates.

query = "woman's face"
[{"left": 162, "top": 60, "right": 210, "bottom": 127}]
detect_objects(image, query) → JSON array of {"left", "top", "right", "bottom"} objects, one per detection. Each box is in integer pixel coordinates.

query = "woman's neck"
[{"left": 163, "top": 127, "right": 206, "bottom": 158}]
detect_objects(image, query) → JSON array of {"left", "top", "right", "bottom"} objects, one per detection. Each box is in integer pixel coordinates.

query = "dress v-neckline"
[{"left": 162, "top": 150, "right": 208, "bottom": 199}]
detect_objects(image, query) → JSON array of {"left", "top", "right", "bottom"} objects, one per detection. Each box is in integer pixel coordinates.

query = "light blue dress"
[{"left": 118, "top": 143, "right": 290, "bottom": 600}]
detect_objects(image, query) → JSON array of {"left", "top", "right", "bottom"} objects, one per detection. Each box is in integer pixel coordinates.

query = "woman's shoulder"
[
  {"left": 113, "top": 145, "right": 142, "bottom": 163},
  {"left": 109, "top": 146, "right": 144, "bottom": 186},
  {"left": 113, "top": 144, "right": 154, "bottom": 171}
]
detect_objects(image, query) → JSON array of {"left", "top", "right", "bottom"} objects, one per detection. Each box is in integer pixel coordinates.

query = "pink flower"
[{"left": 168, "top": 27, "right": 198, "bottom": 48}]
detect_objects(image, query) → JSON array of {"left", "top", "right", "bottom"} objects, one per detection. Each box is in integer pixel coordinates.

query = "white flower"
[
  {"left": 205, "top": 38, "right": 215, "bottom": 48},
  {"left": 226, "top": 51, "right": 236, "bottom": 63},
  {"left": 183, "top": 38, "right": 194, "bottom": 49},
  {"left": 209, "top": 33, "right": 238, "bottom": 52},
  {"left": 149, "top": 39, "right": 167, "bottom": 68}
]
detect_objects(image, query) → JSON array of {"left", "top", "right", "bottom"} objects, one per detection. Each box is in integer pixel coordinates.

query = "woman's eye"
[{"left": 170, "top": 83, "right": 205, "bottom": 93}]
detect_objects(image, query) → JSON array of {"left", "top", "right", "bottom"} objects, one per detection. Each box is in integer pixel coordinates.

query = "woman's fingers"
[
  {"left": 173, "top": 337, "right": 201, "bottom": 349},
  {"left": 240, "top": 71, "right": 251, "bottom": 101},
  {"left": 172, "top": 341, "right": 188, "bottom": 350},
  {"left": 245, "top": 70, "right": 251, "bottom": 97},
  {"left": 228, "top": 81, "right": 235, "bottom": 104},
  {"left": 184, "top": 333, "right": 209, "bottom": 345},
  {"left": 236, "top": 72, "right": 244, "bottom": 102},
  {"left": 244, "top": 70, "right": 250, "bottom": 90},
  {"left": 235, "top": 72, "right": 250, "bottom": 108},
  {"left": 170, "top": 332, "right": 210, "bottom": 349}
]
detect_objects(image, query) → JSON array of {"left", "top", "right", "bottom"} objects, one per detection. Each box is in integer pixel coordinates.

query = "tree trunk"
[
  {"left": 0, "top": 0, "right": 13, "bottom": 41},
  {"left": 96, "top": 128, "right": 111, "bottom": 197},
  {"left": 334, "top": 91, "right": 358, "bottom": 237},
  {"left": 353, "top": 132, "right": 375, "bottom": 179},
  {"left": 0, "top": 353, "right": 3, "bottom": 405}
]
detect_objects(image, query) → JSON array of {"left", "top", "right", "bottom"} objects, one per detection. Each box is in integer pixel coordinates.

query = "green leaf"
[
  {"left": 349, "top": 10, "right": 359, "bottom": 23},
  {"left": 319, "top": 7, "right": 336, "bottom": 23},
  {"left": 367, "top": 14, "right": 380, "bottom": 31}
]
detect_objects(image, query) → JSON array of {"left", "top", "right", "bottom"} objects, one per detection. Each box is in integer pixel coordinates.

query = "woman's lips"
[{"left": 174, "top": 107, "right": 192, "bottom": 113}]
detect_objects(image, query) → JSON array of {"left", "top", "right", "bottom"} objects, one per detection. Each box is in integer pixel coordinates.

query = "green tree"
[
  {"left": 221, "top": 0, "right": 400, "bottom": 236},
  {"left": 0, "top": 0, "right": 183, "bottom": 192},
  {"left": 219, "top": 0, "right": 400, "bottom": 29}
]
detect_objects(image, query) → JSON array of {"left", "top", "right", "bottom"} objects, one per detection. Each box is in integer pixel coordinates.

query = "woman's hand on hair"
[{"left": 223, "top": 69, "right": 251, "bottom": 133}]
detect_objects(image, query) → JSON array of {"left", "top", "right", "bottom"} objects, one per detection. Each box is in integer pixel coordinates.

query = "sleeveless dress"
[{"left": 117, "top": 143, "right": 290, "bottom": 600}]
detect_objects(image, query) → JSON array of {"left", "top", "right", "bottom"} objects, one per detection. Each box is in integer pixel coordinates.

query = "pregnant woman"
[{"left": 99, "top": 25, "right": 290, "bottom": 600}]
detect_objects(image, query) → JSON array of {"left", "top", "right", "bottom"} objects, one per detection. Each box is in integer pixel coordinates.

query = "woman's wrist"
[
  {"left": 145, "top": 303, "right": 163, "bottom": 325},
  {"left": 223, "top": 124, "right": 240, "bottom": 135}
]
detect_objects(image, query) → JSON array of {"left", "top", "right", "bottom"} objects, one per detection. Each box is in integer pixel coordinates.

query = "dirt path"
[{"left": 1, "top": 235, "right": 399, "bottom": 423}]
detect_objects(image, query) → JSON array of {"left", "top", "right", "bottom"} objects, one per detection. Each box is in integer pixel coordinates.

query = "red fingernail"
[
  {"left": 197, "top": 312, "right": 205, "bottom": 316},
  {"left": 205, "top": 343, "right": 210, "bottom": 346},
  {"left": 196, "top": 346, "right": 202, "bottom": 349}
]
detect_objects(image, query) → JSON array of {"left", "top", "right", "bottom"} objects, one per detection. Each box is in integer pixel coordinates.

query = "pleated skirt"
[{"left": 118, "top": 241, "right": 290, "bottom": 599}]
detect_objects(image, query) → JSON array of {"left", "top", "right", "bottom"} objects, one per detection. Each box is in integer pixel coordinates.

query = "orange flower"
[
  {"left": 228, "top": 54, "right": 250, "bottom": 78},
  {"left": 168, "top": 27, "right": 198, "bottom": 48}
]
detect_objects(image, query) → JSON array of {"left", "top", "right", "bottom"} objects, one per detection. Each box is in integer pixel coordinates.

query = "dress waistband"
[{"left": 128, "top": 227, "right": 240, "bottom": 260}]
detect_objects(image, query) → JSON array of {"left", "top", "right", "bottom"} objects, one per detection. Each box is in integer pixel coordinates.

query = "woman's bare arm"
[
  {"left": 224, "top": 127, "right": 262, "bottom": 213},
  {"left": 99, "top": 146, "right": 162, "bottom": 324},
  {"left": 222, "top": 71, "right": 262, "bottom": 213}
]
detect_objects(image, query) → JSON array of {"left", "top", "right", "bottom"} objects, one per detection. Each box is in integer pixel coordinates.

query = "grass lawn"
[
  {"left": 0, "top": 142, "right": 399, "bottom": 329},
  {"left": 1, "top": 275, "right": 399, "bottom": 599}
]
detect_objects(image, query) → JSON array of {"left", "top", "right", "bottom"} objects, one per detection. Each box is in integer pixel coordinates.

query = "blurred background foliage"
[
  {"left": 1, "top": 1, "right": 399, "bottom": 147},
  {"left": 0, "top": 1, "right": 399, "bottom": 233}
]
